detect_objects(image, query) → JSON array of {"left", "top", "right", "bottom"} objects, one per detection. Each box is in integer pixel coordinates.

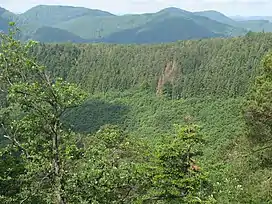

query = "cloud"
[{"left": 0, "top": 0, "right": 270, "bottom": 16}]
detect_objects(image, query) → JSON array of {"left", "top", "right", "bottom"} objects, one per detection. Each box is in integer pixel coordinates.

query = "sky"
[{"left": 0, "top": 0, "right": 271, "bottom": 16}]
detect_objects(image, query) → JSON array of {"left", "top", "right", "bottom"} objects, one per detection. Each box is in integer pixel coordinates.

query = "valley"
[{"left": 0, "top": 3, "right": 272, "bottom": 204}]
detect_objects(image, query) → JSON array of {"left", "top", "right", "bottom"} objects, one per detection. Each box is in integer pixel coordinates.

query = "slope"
[
  {"left": 31, "top": 33, "right": 272, "bottom": 202},
  {"left": 232, "top": 16, "right": 272, "bottom": 22},
  {"left": 0, "top": 15, "right": 10, "bottom": 33},
  {"left": 0, "top": 5, "right": 270, "bottom": 44},
  {"left": 99, "top": 16, "right": 220, "bottom": 44},
  {"left": 54, "top": 7, "right": 245, "bottom": 41},
  {"left": 30, "top": 26, "right": 90, "bottom": 43},
  {"left": 0, "top": 7, "right": 18, "bottom": 33},
  {"left": 31, "top": 32, "right": 272, "bottom": 98},
  {"left": 55, "top": 14, "right": 153, "bottom": 40},
  {"left": 15, "top": 5, "right": 114, "bottom": 37},
  {"left": 196, "top": 10, "right": 272, "bottom": 33},
  {"left": 19, "top": 5, "right": 114, "bottom": 26},
  {"left": 0, "top": 7, "right": 17, "bottom": 21},
  {"left": 155, "top": 8, "right": 245, "bottom": 36},
  {"left": 3, "top": 27, "right": 272, "bottom": 203},
  {"left": 238, "top": 20, "right": 272, "bottom": 32},
  {"left": 0, "top": 5, "right": 246, "bottom": 43},
  {"left": 194, "top": 10, "right": 239, "bottom": 27}
]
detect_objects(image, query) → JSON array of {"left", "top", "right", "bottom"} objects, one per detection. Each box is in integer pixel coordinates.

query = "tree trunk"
[{"left": 53, "top": 129, "right": 65, "bottom": 204}]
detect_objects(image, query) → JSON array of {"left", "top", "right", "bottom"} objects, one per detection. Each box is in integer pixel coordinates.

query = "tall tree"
[
  {"left": 244, "top": 52, "right": 272, "bottom": 161},
  {"left": 65, "top": 125, "right": 150, "bottom": 203},
  {"left": 0, "top": 23, "right": 87, "bottom": 203},
  {"left": 144, "top": 124, "right": 214, "bottom": 203}
]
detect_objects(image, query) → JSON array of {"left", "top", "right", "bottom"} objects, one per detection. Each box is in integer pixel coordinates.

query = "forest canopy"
[{"left": 0, "top": 23, "right": 272, "bottom": 203}]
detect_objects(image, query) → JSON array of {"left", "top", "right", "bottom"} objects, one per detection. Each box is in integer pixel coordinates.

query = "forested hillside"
[
  {"left": 195, "top": 10, "right": 239, "bottom": 27},
  {"left": 20, "top": 5, "right": 114, "bottom": 25},
  {"left": 97, "top": 16, "right": 221, "bottom": 44},
  {"left": 30, "top": 27, "right": 90, "bottom": 43},
  {"left": 31, "top": 32, "right": 272, "bottom": 98},
  {"left": 1, "top": 22, "right": 272, "bottom": 203},
  {"left": 27, "top": 32, "right": 272, "bottom": 203}
]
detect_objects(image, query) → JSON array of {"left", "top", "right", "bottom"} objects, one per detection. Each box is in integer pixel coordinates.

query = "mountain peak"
[
  {"left": 29, "top": 4, "right": 81, "bottom": 9},
  {"left": 0, "top": 7, "right": 16, "bottom": 20},
  {"left": 23, "top": 4, "right": 114, "bottom": 17},
  {"left": 158, "top": 7, "right": 191, "bottom": 14},
  {"left": 194, "top": 10, "right": 238, "bottom": 27}
]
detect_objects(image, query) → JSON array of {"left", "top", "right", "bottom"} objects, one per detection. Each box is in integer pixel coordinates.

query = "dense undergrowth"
[{"left": 63, "top": 90, "right": 271, "bottom": 203}]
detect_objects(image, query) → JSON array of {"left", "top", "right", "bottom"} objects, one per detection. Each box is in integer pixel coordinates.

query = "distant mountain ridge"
[
  {"left": 232, "top": 16, "right": 272, "bottom": 22},
  {"left": 98, "top": 16, "right": 221, "bottom": 44},
  {"left": 19, "top": 5, "right": 114, "bottom": 26},
  {"left": 0, "top": 5, "right": 271, "bottom": 43},
  {"left": 31, "top": 26, "right": 90, "bottom": 43},
  {"left": 194, "top": 10, "right": 239, "bottom": 27}
]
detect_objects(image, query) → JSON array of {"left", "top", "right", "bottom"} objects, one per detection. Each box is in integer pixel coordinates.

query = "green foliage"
[
  {"left": 0, "top": 24, "right": 88, "bottom": 203},
  {"left": 31, "top": 27, "right": 90, "bottom": 43},
  {"left": 63, "top": 99, "right": 129, "bottom": 134},
  {"left": 2, "top": 27, "right": 269, "bottom": 202},
  {"left": 65, "top": 125, "right": 149, "bottom": 203},
  {"left": 0, "top": 146, "right": 25, "bottom": 202},
  {"left": 54, "top": 14, "right": 152, "bottom": 40},
  {"left": 162, "top": 82, "right": 173, "bottom": 99},
  {"left": 31, "top": 33, "right": 272, "bottom": 98},
  {"left": 245, "top": 52, "right": 272, "bottom": 143},
  {"left": 64, "top": 89, "right": 272, "bottom": 203},
  {"left": 144, "top": 124, "right": 214, "bottom": 203},
  {"left": 19, "top": 5, "right": 113, "bottom": 27},
  {"left": 194, "top": 11, "right": 239, "bottom": 27},
  {"left": 1, "top": 18, "right": 272, "bottom": 204},
  {"left": 244, "top": 52, "right": 272, "bottom": 169},
  {"left": 98, "top": 16, "right": 221, "bottom": 44},
  {"left": 0, "top": 24, "right": 216, "bottom": 204}
]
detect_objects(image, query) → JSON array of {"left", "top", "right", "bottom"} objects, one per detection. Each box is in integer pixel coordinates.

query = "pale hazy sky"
[{"left": 0, "top": 0, "right": 270, "bottom": 16}]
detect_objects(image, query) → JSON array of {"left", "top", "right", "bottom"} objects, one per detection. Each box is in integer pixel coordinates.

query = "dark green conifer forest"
[{"left": 0, "top": 23, "right": 272, "bottom": 204}]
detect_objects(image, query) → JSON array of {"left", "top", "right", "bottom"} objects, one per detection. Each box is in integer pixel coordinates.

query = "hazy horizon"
[{"left": 0, "top": 0, "right": 271, "bottom": 17}]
